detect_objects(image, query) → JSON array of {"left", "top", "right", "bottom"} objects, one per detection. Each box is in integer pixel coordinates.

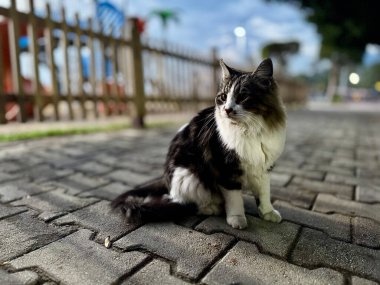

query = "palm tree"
[{"left": 149, "top": 9, "right": 180, "bottom": 43}]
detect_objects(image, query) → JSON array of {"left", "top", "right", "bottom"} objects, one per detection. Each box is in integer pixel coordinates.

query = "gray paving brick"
[
  {"left": 356, "top": 184, "right": 380, "bottom": 203},
  {"left": 107, "top": 169, "right": 159, "bottom": 186},
  {"left": 325, "top": 173, "right": 359, "bottom": 186},
  {"left": 195, "top": 215, "right": 300, "bottom": 258},
  {"left": 0, "top": 203, "right": 26, "bottom": 219},
  {"left": 291, "top": 228, "right": 380, "bottom": 282},
  {"left": 114, "top": 223, "right": 233, "bottom": 280},
  {"left": 271, "top": 172, "right": 292, "bottom": 187},
  {"left": 123, "top": 259, "right": 190, "bottom": 285},
  {"left": 0, "top": 161, "right": 23, "bottom": 173},
  {"left": 203, "top": 241, "right": 344, "bottom": 285},
  {"left": 351, "top": 276, "right": 379, "bottom": 285},
  {"left": 11, "top": 189, "right": 98, "bottom": 221},
  {"left": 290, "top": 177, "right": 353, "bottom": 199},
  {"left": 79, "top": 182, "right": 131, "bottom": 200},
  {"left": 0, "top": 212, "right": 71, "bottom": 262},
  {"left": 54, "top": 200, "right": 138, "bottom": 241},
  {"left": 313, "top": 194, "right": 380, "bottom": 222},
  {"left": 0, "top": 172, "right": 20, "bottom": 182},
  {"left": 0, "top": 180, "right": 52, "bottom": 203},
  {"left": 0, "top": 269, "right": 39, "bottom": 285},
  {"left": 301, "top": 163, "right": 354, "bottom": 176},
  {"left": 10, "top": 229, "right": 148, "bottom": 285},
  {"left": 274, "top": 200, "right": 351, "bottom": 241},
  {"left": 271, "top": 186, "right": 316, "bottom": 209},
  {"left": 54, "top": 173, "right": 110, "bottom": 194},
  {"left": 16, "top": 165, "right": 72, "bottom": 183},
  {"left": 72, "top": 161, "right": 113, "bottom": 175},
  {"left": 274, "top": 166, "right": 325, "bottom": 180},
  {"left": 353, "top": 217, "right": 380, "bottom": 248}
]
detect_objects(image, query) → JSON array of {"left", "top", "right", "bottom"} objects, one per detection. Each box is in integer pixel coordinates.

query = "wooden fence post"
[
  {"left": 45, "top": 3, "right": 60, "bottom": 121},
  {"left": 9, "top": 0, "right": 27, "bottom": 122},
  {"left": 28, "top": 0, "right": 44, "bottom": 121},
  {"left": 211, "top": 47, "right": 219, "bottom": 97},
  {"left": 129, "top": 18, "right": 145, "bottom": 128},
  {"left": 0, "top": 34, "right": 5, "bottom": 124}
]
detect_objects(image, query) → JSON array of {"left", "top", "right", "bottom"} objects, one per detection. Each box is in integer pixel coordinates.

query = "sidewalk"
[{"left": 0, "top": 109, "right": 379, "bottom": 284}]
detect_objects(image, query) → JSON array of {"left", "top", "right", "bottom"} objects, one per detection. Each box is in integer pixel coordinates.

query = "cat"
[{"left": 111, "top": 58, "right": 286, "bottom": 229}]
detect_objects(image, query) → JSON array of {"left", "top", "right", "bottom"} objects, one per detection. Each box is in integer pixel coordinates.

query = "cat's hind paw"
[
  {"left": 260, "top": 209, "right": 282, "bottom": 223},
  {"left": 227, "top": 215, "right": 248, "bottom": 229}
]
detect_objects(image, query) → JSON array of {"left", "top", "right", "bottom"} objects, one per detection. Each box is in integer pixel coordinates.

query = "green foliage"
[
  {"left": 358, "top": 63, "right": 380, "bottom": 88},
  {"left": 262, "top": 41, "right": 300, "bottom": 69},
  {"left": 149, "top": 9, "right": 180, "bottom": 30},
  {"left": 269, "top": 0, "right": 379, "bottom": 63}
]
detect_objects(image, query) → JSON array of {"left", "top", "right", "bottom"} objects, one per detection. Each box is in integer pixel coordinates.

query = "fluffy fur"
[{"left": 112, "top": 58, "right": 286, "bottom": 229}]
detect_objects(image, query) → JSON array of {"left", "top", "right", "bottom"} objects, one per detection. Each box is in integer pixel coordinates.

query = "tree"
[
  {"left": 269, "top": 0, "right": 379, "bottom": 98},
  {"left": 149, "top": 9, "right": 180, "bottom": 41},
  {"left": 261, "top": 41, "right": 300, "bottom": 75}
]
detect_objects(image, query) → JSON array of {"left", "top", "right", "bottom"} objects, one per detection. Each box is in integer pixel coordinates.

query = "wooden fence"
[{"left": 0, "top": 0, "right": 218, "bottom": 126}]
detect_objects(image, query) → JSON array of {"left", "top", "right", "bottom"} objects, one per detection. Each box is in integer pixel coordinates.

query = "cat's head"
[{"left": 215, "top": 58, "right": 285, "bottom": 130}]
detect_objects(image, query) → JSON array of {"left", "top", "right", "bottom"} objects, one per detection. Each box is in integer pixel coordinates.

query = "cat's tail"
[{"left": 110, "top": 177, "right": 197, "bottom": 223}]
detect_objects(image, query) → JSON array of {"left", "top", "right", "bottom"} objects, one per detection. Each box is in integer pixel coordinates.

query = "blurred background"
[{"left": 0, "top": 0, "right": 379, "bottom": 127}]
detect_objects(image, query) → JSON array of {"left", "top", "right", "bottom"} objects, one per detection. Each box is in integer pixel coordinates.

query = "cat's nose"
[{"left": 224, "top": 107, "right": 233, "bottom": 115}]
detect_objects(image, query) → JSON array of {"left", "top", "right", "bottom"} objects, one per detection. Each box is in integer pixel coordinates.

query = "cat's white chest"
[{"left": 216, "top": 117, "right": 286, "bottom": 190}]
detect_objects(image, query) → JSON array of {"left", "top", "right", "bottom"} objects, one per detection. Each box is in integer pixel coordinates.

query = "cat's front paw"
[
  {"left": 260, "top": 209, "right": 282, "bottom": 223},
  {"left": 226, "top": 215, "right": 248, "bottom": 229}
]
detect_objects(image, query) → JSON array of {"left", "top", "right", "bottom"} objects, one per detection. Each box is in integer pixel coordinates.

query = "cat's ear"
[
  {"left": 253, "top": 58, "right": 273, "bottom": 78},
  {"left": 220, "top": 59, "right": 240, "bottom": 82}
]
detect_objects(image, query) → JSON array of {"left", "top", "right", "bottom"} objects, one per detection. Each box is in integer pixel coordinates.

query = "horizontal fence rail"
[{"left": 0, "top": 0, "right": 219, "bottom": 126}]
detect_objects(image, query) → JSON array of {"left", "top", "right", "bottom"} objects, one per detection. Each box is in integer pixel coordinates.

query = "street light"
[
  {"left": 349, "top": 72, "right": 360, "bottom": 85},
  {"left": 234, "top": 26, "right": 246, "bottom": 38}
]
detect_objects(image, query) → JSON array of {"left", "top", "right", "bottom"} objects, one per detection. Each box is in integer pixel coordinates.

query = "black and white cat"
[{"left": 112, "top": 58, "right": 286, "bottom": 229}]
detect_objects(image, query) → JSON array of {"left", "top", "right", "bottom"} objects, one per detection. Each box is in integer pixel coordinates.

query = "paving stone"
[
  {"left": 290, "top": 177, "right": 353, "bottom": 199},
  {"left": 123, "top": 259, "right": 190, "bottom": 285},
  {"left": 0, "top": 269, "right": 39, "bottom": 285},
  {"left": 351, "top": 276, "right": 379, "bottom": 285},
  {"left": 72, "top": 161, "right": 113, "bottom": 175},
  {"left": 79, "top": 182, "right": 132, "bottom": 200},
  {"left": 16, "top": 165, "right": 72, "bottom": 183},
  {"left": 325, "top": 173, "right": 359, "bottom": 186},
  {"left": 0, "top": 180, "right": 53, "bottom": 203},
  {"left": 0, "top": 212, "right": 72, "bottom": 262},
  {"left": 0, "top": 161, "right": 23, "bottom": 173},
  {"left": 54, "top": 200, "right": 139, "bottom": 241},
  {"left": 0, "top": 203, "right": 26, "bottom": 219},
  {"left": 356, "top": 184, "right": 380, "bottom": 203},
  {"left": 271, "top": 172, "right": 292, "bottom": 187},
  {"left": 195, "top": 215, "right": 300, "bottom": 258},
  {"left": 0, "top": 172, "right": 20, "bottom": 182},
  {"left": 273, "top": 166, "right": 325, "bottom": 180},
  {"left": 274, "top": 200, "right": 351, "bottom": 242},
  {"left": 32, "top": 151, "right": 77, "bottom": 167},
  {"left": 271, "top": 186, "right": 316, "bottom": 209},
  {"left": 352, "top": 217, "right": 380, "bottom": 248},
  {"left": 203, "top": 241, "right": 344, "bottom": 285},
  {"left": 313, "top": 194, "right": 380, "bottom": 222},
  {"left": 10, "top": 229, "right": 148, "bottom": 285},
  {"left": 301, "top": 163, "right": 354, "bottom": 176},
  {"left": 54, "top": 173, "right": 110, "bottom": 194},
  {"left": 107, "top": 169, "right": 159, "bottom": 186},
  {"left": 114, "top": 223, "right": 233, "bottom": 280},
  {"left": 291, "top": 228, "right": 380, "bottom": 282},
  {"left": 11, "top": 189, "right": 98, "bottom": 221}
]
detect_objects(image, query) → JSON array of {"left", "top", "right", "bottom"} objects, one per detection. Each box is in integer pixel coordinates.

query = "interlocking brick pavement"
[{"left": 1, "top": 110, "right": 380, "bottom": 284}]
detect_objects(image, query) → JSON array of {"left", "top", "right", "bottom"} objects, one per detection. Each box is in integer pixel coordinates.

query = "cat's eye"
[{"left": 219, "top": 93, "right": 227, "bottom": 101}]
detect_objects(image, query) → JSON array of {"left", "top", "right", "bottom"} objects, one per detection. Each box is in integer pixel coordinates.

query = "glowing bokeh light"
[
  {"left": 349, "top": 73, "right": 360, "bottom": 85},
  {"left": 234, "top": 26, "right": 246, "bottom": 38}
]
